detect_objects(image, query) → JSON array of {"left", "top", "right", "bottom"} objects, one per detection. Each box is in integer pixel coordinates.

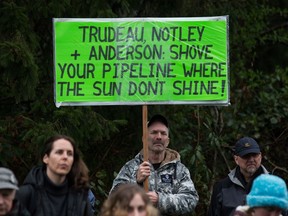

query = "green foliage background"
[{"left": 0, "top": 0, "right": 287, "bottom": 215}]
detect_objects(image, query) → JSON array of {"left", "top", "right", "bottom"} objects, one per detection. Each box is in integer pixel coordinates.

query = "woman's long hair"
[
  {"left": 42, "top": 134, "right": 89, "bottom": 189},
  {"left": 101, "top": 184, "right": 159, "bottom": 216}
]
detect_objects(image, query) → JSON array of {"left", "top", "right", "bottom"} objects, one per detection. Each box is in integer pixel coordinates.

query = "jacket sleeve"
[
  {"left": 207, "top": 181, "right": 222, "bottom": 216},
  {"left": 157, "top": 165, "right": 199, "bottom": 215},
  {"left": 88, "top": 189, "right": 96, "bottom": 213},
  {"left": 16, "top": 185, "right": 35, "bottom": 214},
  {"left": 85, "top": 196, "right": 94, "bottom": 216},
  {"left": 109, "top": 160, "right": 139, "bottom": 194}
]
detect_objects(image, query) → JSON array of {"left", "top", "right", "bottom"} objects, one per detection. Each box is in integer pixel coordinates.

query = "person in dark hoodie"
[
  {"left": 16, "top": 134, "right": 93, "bottom": 216},
  {"left": 110, "top": 114, "right": 199, "bottom": 215}
]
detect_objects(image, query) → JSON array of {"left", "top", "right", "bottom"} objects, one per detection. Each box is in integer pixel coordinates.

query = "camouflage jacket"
[{"left": 110, "top": 148, "right": 199, "bottom": 216}]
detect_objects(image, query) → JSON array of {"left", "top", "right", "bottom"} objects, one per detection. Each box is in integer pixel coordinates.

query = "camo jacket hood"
[{"left": 110, "top": 148, "right": 199, "bottom": 216}]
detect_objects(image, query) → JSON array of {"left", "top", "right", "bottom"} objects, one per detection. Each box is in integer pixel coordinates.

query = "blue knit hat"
[{"left": 247, "top": 174, "right": 288, "bottom": 210}]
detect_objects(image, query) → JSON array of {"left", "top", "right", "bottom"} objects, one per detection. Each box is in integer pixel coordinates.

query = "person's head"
[
  {"left": 101, "top": 184, "right": 158, "bottom": 216},
  {"left": 0, "top": 167, "right": 19, "bottom": 215},
  {"left": 246, "top": 174, "right": 288, "bottom": 216},
  {"left": 146, "top": 114, "right": 170, "bottom": 154},
  {"left": 233, "top": 137, "right": 262, "bottom": 178},
  {"left": 42, "top": 134, "right": 89, "bottom": 188},
  {"left": 234, "top": 205, "right": 252, "bottom": 216}
]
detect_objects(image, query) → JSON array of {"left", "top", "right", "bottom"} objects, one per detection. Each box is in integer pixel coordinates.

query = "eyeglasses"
[
  {"left": 252, "top": 206, "right": 282, "bottom": 212},
  {"left": 263, "top": 206, "right": 281, "bottom": 212},
  {"left": 240, "top": 153, "right": 260, "bottom": 160}
]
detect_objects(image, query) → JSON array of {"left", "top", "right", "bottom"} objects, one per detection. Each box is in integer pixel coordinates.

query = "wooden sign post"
[{"left": 142, "top": 105, "right": 149, "bottom": 191}]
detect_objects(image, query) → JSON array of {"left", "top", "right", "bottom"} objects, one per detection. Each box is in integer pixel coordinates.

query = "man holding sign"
[{"left": 110, "top": 114, "right": 199, "bottom": 215}]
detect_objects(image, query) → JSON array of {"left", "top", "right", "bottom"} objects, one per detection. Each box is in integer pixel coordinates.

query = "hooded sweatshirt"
[{"left": 110, "top": 148, "right": 199, "bottom": 216}]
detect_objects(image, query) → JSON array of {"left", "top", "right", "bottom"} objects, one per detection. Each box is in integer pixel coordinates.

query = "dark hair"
[{"left": 42, "top": 134, "right": 89, "bottom": 189}]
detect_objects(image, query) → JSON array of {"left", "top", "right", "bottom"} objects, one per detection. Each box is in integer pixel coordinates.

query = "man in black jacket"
[{"left": 207, "top": 137, "right": 269, "bottom": 216}]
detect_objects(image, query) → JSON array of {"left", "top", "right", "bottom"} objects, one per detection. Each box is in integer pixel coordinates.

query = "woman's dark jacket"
[
  {"left": 7, "top": 199, "right": 30, "bottom": 216},
  {"left": 16, "top": 166, "right": 93, "bottom": 216}
]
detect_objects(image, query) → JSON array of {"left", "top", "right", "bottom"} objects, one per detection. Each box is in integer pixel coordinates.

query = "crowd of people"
[{"left": 1, "top": 114, "right": 287, "bottom": 216}]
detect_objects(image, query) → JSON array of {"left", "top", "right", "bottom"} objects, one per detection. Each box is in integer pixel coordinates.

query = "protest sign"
[{"left": 53, "top": 17, "right": 229, "bottom": 107}]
